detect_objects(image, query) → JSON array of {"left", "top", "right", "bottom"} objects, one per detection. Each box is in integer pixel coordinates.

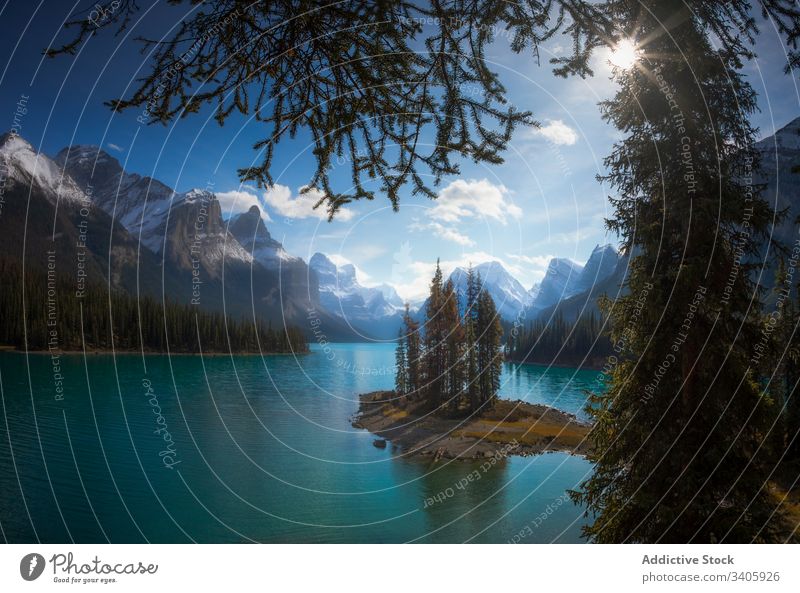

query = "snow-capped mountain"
[
  {"left": 0, "top": 132, "right": 177, "bottom": 297},
  {"left": 309, "top": 252, "right": 405, "bottom": 337},
  {"left": 524, "top": 245, "right": 622, "bottom": 318},
  {"left": 55, "top": 144, "right": 174, "bottom": 252},
  {"left": 1, "top": 133, "right": 86, "bottom": 205},
  {"left": 373, "top": 283, "right": 405, "bottom": 309},
  {"left": 448, "top": 261, "right": 531, "bottom": 320},
  {"left": 310, "top": 252, "right": 404, "bottom": 318},
  {"left": 530, "top": 257, "right": 585, "bottom": 311},
  {"left": 0, "top": 133, "right": 381, "bottom": 340},
  {"left": 56, "top": 143, "right": 258, "bottom": 278},
  {"left": 50, "top": 139, "right": 358, "bottom": 333},
  {"left": 157, "top": 189, "right": 254, "bottom": 277},
  {"left": 56, "top": 146, "right": 252, "bottom": 267},
  {"left": 525, "top": 245, "right": 626, "bottom": 322}
]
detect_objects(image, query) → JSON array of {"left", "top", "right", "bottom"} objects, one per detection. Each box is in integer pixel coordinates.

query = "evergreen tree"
[
  {"left": 464, "top": 266, "right": 481, "bottom": 412},
  {"left": 476, "top": 286, "right": 503, "bottom": 408},
  {"left": 768, "top": 259, "right": 800, "bottom": 465},
  {"left": 424, "top": 260, "right": 447, "bottom": 410},
  {"left": 394, "top": 328, "right": 408, "bottom": 397},
  {"left": 570, "top": 0, "right": 794, "bottom": 543},
  {"left": 442, "top": 279, "right": 465, "bottom": 414},
  {"left": 0, "top": 258, "right": 306, "bottom": 354},
  {"left": 402, "top": 304, "right": 423, "bottom": 400}
]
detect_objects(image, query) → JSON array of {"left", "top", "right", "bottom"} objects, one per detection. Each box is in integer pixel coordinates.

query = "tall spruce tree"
[
  {"left": 394, "top": 328, "right": 408, "bottom": 397},
  {"left": 769, "top": 260, "right": 800, "bottom": 466},
  {"left": 402, "top": 304, "right": 423, "bottom": 400},
  {"left": 465, "top": 266, "right": 481, "bottom": 412},
  {"left": 424, "top": 261, "right": 447, "bottom": 410},
  {"left": 442, "top": 278, "right": 465, "bottom": 414},
  {"left": 570, "top": 0, "right": 794, "bottom": 543},
  {"left": 476, "top": 284, "right": 503, "bottom": 409}
]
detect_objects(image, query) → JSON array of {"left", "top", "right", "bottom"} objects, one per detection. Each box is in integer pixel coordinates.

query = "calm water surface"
[{"left": 0, "top": 344, "right": 595, "bottom": 543}]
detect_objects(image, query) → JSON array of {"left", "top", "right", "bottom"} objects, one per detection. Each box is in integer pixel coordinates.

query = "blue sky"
[{"left": 1, "top": 2, "right": 798, "bottom": 301}]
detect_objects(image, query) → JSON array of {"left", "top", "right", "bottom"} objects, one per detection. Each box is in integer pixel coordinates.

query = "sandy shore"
[{"left": 353, "top": 391, "right": 592, "bottom": 460}]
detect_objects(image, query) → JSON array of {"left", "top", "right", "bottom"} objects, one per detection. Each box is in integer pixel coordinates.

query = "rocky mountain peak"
[
  {"left": 758, "top": 116, "right": 800, "bottom": 152},
  {"left": 0, "top": 131, "right": 33, "bottom": 152},
  {"left": 1, "top": 132, "right": 86, "bottom": 204},
  {"left": 227, "top": 204, "right": 300, "bottom": 271},
  {"left": 531, "top": 257, "right": 585, "bottom": 311},
  {"left": 447, "top": 261, "right": 530, "bottom": 320},
  {"left": 574, "top": 244, "right": 620, "bottom": 293}
]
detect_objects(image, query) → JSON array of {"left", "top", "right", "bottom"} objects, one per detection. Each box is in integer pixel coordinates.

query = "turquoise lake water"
[{"left": 0, "top": 344, "right": 596, "bottom": 543}]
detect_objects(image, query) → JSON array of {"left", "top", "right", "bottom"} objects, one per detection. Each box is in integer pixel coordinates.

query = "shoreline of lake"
[
  {"left": 353, "top": 390, "right": 592, "bottom": 461},
  {"left": 0, "top": 345, "right": 308, "bottom": 356}
]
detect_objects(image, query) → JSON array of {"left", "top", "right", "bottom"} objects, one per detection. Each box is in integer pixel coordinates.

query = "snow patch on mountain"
[
  {"left": 55, "top": 144, "right": 175, "bottom": 252},
  {"left": 1, "top": 133, "right": 86, "bottom": 204},
  {"left": 309, "top": 252, "right": 404, "bottom": 322},
  {"left": 56, "top": 144, "right": 252, "bottom": 264},
  {"left": 449, "top": 261, "right": 531, "bottom": 320}
]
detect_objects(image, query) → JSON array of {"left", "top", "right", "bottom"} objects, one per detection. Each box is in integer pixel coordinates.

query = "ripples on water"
[{"left": 0, "top": 344, "right": 593, "bottom": 543}]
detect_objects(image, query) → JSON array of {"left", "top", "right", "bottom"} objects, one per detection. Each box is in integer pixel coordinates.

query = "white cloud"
[
  {"left": 409, "top": 220, "right": 475, "bottom": 246},
  {"left": 216, "top": 190, "right": 272, "bottom": 221},
  {"left": 430, "top": 178, "right": 522, "bottom": 224},
  {"left": 531, "top": 227, "right": 597, "bottom": 247},
  {"left": 537, "top": 119, "right": 579, "bottom": 146},
  {"left": 263, "top": 184, "right": 354, "bottom": 221},
  {"left": 106, "top": 142, "right": 124, "bottom": 152},
  {"left": 356, "top": 245, "right": 388, "bottom": 261}
]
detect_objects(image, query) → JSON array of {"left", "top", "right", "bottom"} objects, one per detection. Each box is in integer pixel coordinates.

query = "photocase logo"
[{"left": 19, "top": 553, "right": 45, "bottom": 581}]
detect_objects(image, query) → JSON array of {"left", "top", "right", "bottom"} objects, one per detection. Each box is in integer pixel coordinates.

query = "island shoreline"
[{"left": 353, "top": 390, "right": 592, "bottom": 461}]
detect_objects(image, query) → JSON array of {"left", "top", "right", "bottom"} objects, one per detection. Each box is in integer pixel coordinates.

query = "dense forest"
[
  {"left": 395, "top": 264, "right": 503, "bottom": 416},
  {"left": 0, "top": 258, "right": 307, "bottom": 354},
  {"left": 507, "top": 312, "right": 612, "bottom": 369}
]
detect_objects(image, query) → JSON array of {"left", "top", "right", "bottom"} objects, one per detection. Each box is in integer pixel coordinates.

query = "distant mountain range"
[
  {"left": 409, "top": 246, "right": 623, "bottom": 328},
  {"left": 448, "top": 261, "right": 531, "bottom": 320},
  {"left": 5, "top": 116, "right": 797, "bottom": 341},
  {"left": 525, "top": 244, "right": 625, "bottom": 323},
  {"left": 0, "top": 133, "right": 355, "bottom": 340},
  {"left": 0, "top": 131, "right": 623, "bottom": 340},
  {"left": 522, "top": 116, "right": 800, "bottom": 324},
  {"left": 309, "top": 252, "right": 405, "bottom": 339}
]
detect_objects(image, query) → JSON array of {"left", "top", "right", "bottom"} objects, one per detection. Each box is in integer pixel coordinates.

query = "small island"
[
  {"left": 354, "top": 390, "right": 591, "bottom": 460},
  {"left": 353, "top": 263, "right": 592, "bottom": 460}
]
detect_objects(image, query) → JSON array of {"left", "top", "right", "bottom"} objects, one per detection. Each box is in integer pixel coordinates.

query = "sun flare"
[{"left": 609, "top": 39, "right": 640, "bottom": 69}]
